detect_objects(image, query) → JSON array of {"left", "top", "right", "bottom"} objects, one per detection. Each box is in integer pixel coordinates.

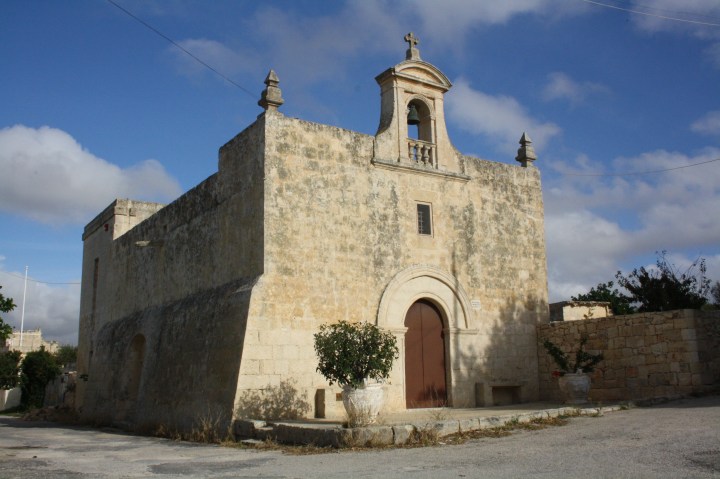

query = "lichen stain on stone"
[
  {"left": 275, "top": 141, "right": 294, "bottom": 155},
  {"left": 275, "top": 166, "right": 289, "bottom": 180},
  {"left": 302, "top": 146, "right": 318, "bottom": 159}
]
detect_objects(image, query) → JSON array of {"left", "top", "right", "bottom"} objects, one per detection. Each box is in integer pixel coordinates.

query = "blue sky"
[{"left": 1, "top": 0, "right": 719, "bottom": 345}]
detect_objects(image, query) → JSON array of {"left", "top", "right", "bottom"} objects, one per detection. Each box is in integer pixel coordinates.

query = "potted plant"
[
  {"left": 542, "top": 335, "right": 603, "bottom": 404},
  {"left": 313, "top": 321, "right": 399, "bottom": 426}
]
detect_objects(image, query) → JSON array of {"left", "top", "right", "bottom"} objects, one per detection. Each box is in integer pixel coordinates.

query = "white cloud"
[
  {"left": 245, "top": 2, "right": 401, "bottom": 83},
  {"left": 542, "top": 72, "right": 609, "bottom": 105},
  {"left": 411, "top": 0, "right": 549, "bottom": 39},
  {"left": 166, "top": 0, "right": 582, "bottom": 89},
  {"left": 545, "top": 210, "right": 631, "bottom": 302},
  {"left": 544, "top": 148, "right": 720, "bottom": 302},
  {"left": 0, "top": 269, "right": 79, "bottom": 345},
  {"left": 0, "top": 125, "right": 182, "bottom": 225},
  {"left": 408, "top": 0, "right": 586, "bottom": 46},
  {"left": 446, "top": 78, "right": 561, "bottom": 152},
  {"left": 691, "top": 110, "right": 720, "bottom": 135},
  {"left": 165, "top": 2, "right": 401, "bottom": 97},
  {"left": 706, "top": 42, "right": 720, "bottom": 68},
  {"left": 171, "top": 38, "right": 259, "bottom": 79},
  {"left": 627, "top": 0, "right": 720, "bottom": 37}
]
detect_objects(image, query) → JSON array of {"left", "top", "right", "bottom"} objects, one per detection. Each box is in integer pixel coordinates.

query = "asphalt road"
[{"left": 1, "top": 395, "right": 719, "bottom": 478}]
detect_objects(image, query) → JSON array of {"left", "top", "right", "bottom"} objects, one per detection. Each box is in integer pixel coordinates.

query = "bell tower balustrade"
[{"left": 407, "top": 139, "right": 436, "bottom": 168}]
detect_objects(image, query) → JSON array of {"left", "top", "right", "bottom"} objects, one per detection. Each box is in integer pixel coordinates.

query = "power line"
[
  {"left": 106, "top": 0, "right": 257, "bottom": 99},
  {"left": 560, "top": 157, "right": 720, "bottom": 177},
  {"left": 578, "top": 0, "right": 720, "bottom": 27},
  {"left": 0, "top": 270, "right": 80, "bottom": 286}
]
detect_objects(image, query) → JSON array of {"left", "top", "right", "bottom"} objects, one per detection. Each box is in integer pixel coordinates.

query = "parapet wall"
[{"left": 537, "top": 309, "right": 720, "bottom": 402}]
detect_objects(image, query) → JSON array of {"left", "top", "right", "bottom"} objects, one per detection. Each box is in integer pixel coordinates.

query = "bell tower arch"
[{"left": 373, "top": 33, "right": 461, "bottom": 174}]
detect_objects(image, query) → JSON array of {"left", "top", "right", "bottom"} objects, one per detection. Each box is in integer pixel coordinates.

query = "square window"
[{"left": 417, "top": 203, "right": 432, "bottom": 235}]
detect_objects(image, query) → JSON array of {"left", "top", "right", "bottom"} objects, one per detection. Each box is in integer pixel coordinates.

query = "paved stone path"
[{"left": 1, "top": 395, "right": 719, "bottom": 478}]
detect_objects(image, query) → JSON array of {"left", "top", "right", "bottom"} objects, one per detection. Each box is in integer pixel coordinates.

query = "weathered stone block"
[
  {"left": 344, "top": 426, "right": 394, "bottom": 447},
  {"left": 674, "top": 317, "right": 695, "bottom": 329},
  {"left": 681, "top": 329, "right": 697, "bottom": 341},
  {"left": 392, "top": 425, "right": 414, "bottom": 445},
  {"left": 677, "top": 373, "right": 692, "bottom": 386},
  {"left": 233, "top": 419, "right": 267, "bottom": 439},
  {"left": 458, "top": 418, "right": 481, "bottom": 432}
]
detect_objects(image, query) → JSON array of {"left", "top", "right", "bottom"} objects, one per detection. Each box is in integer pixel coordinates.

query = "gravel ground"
[{"left": 1, "top": 395, "right": 719, "bottom": 478}]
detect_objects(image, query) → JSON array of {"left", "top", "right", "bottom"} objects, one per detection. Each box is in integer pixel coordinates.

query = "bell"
[{"left": 407, "top": 104, "right": 420, "bottom": 125}]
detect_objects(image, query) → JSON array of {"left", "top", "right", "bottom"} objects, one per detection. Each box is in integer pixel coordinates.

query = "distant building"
[
  {"left": 76, "top": 34, "right": 549, "bottom": 432},
  {"left": 2, "top": 328, "right": 59, "bottom": 355},
  {"left": 549, "top": 301, "right": 612, "bottom": 322}
]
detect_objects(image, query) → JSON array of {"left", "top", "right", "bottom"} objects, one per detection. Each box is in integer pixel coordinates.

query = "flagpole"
[{"left": 19, "top": 266, "right": 28, "bottom": 350}]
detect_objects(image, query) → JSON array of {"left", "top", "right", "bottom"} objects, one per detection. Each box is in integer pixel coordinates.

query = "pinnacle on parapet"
[
  {"left": 404, "top": 32, "right": 421, "bottom": 61},
  {"left": 515, "top": 132, "right": 537, "bottom": 167},
  {"left": 258, "top": 69, "right": 284, "bottom": 111}
]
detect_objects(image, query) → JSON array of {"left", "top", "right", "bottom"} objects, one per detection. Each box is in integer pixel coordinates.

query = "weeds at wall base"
[
  {"left": 440, "top": 416, "right": 570, "bottom": 445},
  {"left": 223, "top": 437, "right": 338, "bottom": 456}
]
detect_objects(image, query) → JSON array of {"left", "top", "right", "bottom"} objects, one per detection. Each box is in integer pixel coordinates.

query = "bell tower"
[{"left": 373, "top": 33, "right": 461, "bottom": 174}]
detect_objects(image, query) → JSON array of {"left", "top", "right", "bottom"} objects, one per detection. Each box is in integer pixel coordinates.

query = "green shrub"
[
  {"left": 542, "top": 335, "right": 603, "bottom": 375},
  {"left": 0, "top": 350, "right": 21, "bottom": 390},
  {"left": 313, "top": 321, "right": 398, "bottom": 387},
  {"left": 53, "top": 345, "right": 78, "bottom": 368},
  {"left": 20, "top": 347, "right": 61, "bottom": 408}
]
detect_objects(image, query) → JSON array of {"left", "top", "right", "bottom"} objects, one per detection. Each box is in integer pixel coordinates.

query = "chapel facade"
[{"left": 76, "top": 34, "right": 549, "bottom": 430}]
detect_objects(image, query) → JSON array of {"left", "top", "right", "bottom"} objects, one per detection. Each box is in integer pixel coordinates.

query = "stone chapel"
[{"left": 76, "top": 34, "right": 549, "bottom": 431}]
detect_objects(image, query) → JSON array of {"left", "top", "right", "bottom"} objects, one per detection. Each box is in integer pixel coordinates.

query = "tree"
[
  {"left": 711, "top": 281, "right": 720, "bottom": 308},
  {"left": 53, "top": 345, "right": 78, "bottom": 368},
  {"left": 615, "top": 252, "right": 711, "bottom": 313},
  {"left": 20, "top": 347, "right": 61, "bottom": 409},
  {"left": 571, "top": 281, "right": 635, "bottom": 315},
  {"left": 0, "top": 350, "right": 21, "bottom": 390},
  {"left": 0, "top": 285, "right": 16, "bottom": 343}
]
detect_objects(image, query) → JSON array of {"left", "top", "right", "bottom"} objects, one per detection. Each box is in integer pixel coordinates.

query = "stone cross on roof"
[
  {"left": 404, "top": 32, "right": 419, "bottom": 49},
  {"left": 404, "top": 32, "right": 421, "bottom": 61}
]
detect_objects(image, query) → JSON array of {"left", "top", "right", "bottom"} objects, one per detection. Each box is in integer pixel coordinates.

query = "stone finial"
[
  {"left": 258, "top": 69, "right": 284, "bottom": 111},
  {"left": 515, "top": 132, "right": 537, "bottom": 167},
  {"left": 404, "top": 32, "right": 421, "bottom": 61}
]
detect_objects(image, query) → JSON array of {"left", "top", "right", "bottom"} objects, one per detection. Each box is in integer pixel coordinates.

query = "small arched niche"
[
  {"left": 127, "top": 334, "right": 146, "bottom": 401},
  {"left": 406, "top": 98, "right": 435, "bottom": 166},
  {"left": 407, "top": 98, "right": 433, "bottom": 142}
]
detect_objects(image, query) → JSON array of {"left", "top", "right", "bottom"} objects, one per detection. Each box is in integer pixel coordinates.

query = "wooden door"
[{"left": 404, "top": 300, "right": 447, "bottom": 408}]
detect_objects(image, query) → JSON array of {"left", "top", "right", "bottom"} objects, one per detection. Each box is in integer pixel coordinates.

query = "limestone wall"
[
  {"left": 77, "top": 199, "right": 165, "bottom": 410},
  {"left": 549, "top": 301, "right": 612, "bottom": 322},
  {"left": 77, "top": 119, "right": 266, "bottom": 430},
  {"left": 537, "top": 309, "right": 720, "bottom": 403},
  {"left": 234, "top": 111, "right": 548, "bottom": 417},
  {"left": 3, "top": 329, "right": 58, "bottom": 355},
  {"left": 0, "top": 388, "right": 21, "bottom": 412},
  {"left": 77, "top": 107, "right": 549, "bottom": 427}
]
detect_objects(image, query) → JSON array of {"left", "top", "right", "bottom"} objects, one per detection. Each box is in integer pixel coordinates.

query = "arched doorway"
[{"left": 404, "top": 300, "right": 447, "bottom": 408}]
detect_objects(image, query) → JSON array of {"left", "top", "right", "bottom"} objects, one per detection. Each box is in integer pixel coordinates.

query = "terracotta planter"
[
  {"left": 342, "top": 382, "right": 384, "bottom": 426},
  {"left": 558, "top": 373, "right": 591, "bottom": 405}
]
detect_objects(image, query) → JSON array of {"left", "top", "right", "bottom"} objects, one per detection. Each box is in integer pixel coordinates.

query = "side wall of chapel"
[{"left": 77, "top": 118, "right": 267, "bottom": 431}]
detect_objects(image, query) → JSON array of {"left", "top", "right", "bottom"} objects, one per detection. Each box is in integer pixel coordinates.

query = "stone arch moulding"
[
  {"left": 406, "top": 94, "right": 435, "bottom": 119},
  {"left": 376, "top": 264, "right": 476, "bottom": 332},
  {"left": 394, "top": 61, "right": 452, "bottom": 90}
]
